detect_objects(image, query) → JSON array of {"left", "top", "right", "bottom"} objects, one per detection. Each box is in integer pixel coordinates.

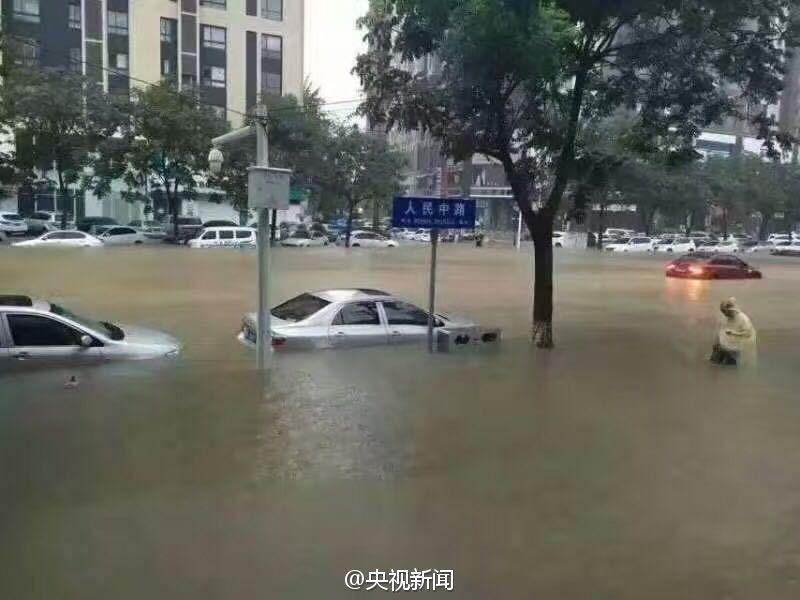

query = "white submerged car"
[
  {"left": 606, "top": 236, "right": 654, "bottom": 252},
  {"left": 12, "top": 230, "right": 103, "bottom": 248},
  {"left": 238, "top": 289, "right": 478, "bottom": 350},
  {"left": 188, "top": 227, "right": 257, "bottom": 248},
  {"left": 0, "top": 295, "right": 181, "bottom": 369},
  {"left": 654, "top": 237, "right": 696, "bottom": 253},
  {"left": 0, "top": 212, "right": 28, "bottom": 236},
  {"left": 280, "top": 231, "right": 329, "bottom": 247},
  {"left": 97, "top": 226, "right": 148, "bottom": 245}
]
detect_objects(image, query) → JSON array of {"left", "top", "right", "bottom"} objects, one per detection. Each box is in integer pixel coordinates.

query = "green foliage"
[
  {"left": 356, "top": 0, "right": 800, "bottom": 341},
  {"left": 94, "top": 82, "right": 227, "bottom": 237},
  {"left": 0, "top": 65, "right": 127, "bottom": 227}
]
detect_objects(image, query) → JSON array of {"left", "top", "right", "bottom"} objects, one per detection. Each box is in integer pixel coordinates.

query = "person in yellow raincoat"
[{"left": 710, "top": 298, "right": 757, "bottom": 367}]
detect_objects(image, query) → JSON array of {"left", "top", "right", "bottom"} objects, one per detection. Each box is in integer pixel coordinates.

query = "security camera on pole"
[{"left": 208, "top": 104, "right": 291, "bottom": 372}]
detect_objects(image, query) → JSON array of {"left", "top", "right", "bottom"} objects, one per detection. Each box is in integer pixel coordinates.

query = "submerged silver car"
[
  {"left": 0, "top": 295, "right": 181, "bottom": 369},
  {"left": 237, "top": 289, "right": 478, "bottom": 350}
]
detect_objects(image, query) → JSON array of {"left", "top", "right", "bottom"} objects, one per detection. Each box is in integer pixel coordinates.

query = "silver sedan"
[
  {"left": 237, "top": 289, "right": 477, "bottom": 350},
  {"left": 0, "top": 295, "right": 181, "bottom": 370}
]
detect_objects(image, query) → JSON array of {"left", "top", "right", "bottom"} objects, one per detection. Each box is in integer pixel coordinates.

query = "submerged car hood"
[
  {"left": 118, "top": 324, "right": 181, "bottom": 350},
  {"left": 282, "top": 238, "right": 309, "bottom": 246}
]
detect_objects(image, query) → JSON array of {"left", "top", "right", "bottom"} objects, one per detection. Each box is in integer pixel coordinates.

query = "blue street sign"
[{"left": 392, "top": 196, "right": 477, "bottom": 229}]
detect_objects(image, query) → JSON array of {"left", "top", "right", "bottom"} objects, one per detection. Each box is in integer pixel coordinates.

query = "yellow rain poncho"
[{"left": 714, "top": 298, "right": 757, "bottom": 367}]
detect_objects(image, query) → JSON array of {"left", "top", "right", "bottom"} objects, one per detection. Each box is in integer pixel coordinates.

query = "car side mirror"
[{"left": 80, "top": 335, "right": 93, "bottom": 348}]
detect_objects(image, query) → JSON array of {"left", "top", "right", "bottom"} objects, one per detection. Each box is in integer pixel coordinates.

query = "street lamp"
[{"left": 208, "top": 147, "right": 224, "bottom": 175}]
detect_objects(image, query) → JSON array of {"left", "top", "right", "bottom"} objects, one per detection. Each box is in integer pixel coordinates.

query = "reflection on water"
[{"left": 2, "top": 246, "right": 800, "bottom": 598}]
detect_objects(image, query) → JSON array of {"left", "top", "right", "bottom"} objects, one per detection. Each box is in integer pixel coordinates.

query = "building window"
[
  {"left": 202, "top": 26, "right": 226, "bottom": 50},
  {"left": 69, "top": 47, "right": 82, "bottom": 73},
  {"left": 182, "top": 74, "right": 197, "bottom": 88},
  {"left": 108, "top": 11, "right": 129, "bottom": 35},
  {"left": 160, "top": 18, "right": 177, "bottom": 43},
  {"left": 200, "top": 0, "right": 226, "bottom": 8},
  {"left": 14, "top": 38, "right": 40, "bottom": 66},
  {"left": 13, "top": 0, "right": 40, "bottom": 23},
  {"left": 261, "top": 34, "right": 282, "bottom": 97},
  {"left": 69, "top": 2, "right": 82, "bottom": 29},
  {"left": 162, "top": 58, "right": 174, "bottom": 76},
  {"left": 202, "top": 66, "right": 226, "bottom": 88},
  {"left": 261, "top": 0, "right": 282, "bottom": 21},
  {"left": 114, "top": 54, "right": 129, "bottom": 72}
]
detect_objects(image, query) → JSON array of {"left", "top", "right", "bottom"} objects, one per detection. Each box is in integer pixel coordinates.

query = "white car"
[
  {"left": 552, "top": 231, "right": 565, "bottom": 247},
  {"left": 12, "top": 230, "right": 103, "bottom": 248},
  {"left": 605, "top": 236, "right": 654, "bottom": 252},
  {"left": 188, "top": 227, "right": 257, "bottom": 248},
  {"left": 349, "top": 230, "right": 399, "bottom": 248},
  {"left": 0, "top": 212, "right": 28, "bottom": 236},
  {"left": 654, "top": 237, "right": 696, "bottom": 253},
  {"left": 97, "top": 226, "right": 148, "bottom": 245},
  {"left": 281, "top": 231, "right": 329, "bottom": 247},
  {"left": 603, "top": 228, "right": 634, "bottom": 240},
  {"left": 712, "top": 239, "right": 741, "bottom": 253},
  {"left": 747, "top": 240, "right": 787, "bottom": 253},
  {"left": 26, "top": 211, "right": 73, "bottom": 234},
  {"left": 768, "top": 233, "right": 792, "bottom": 243}
]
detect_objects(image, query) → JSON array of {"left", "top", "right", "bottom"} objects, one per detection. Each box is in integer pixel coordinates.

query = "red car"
[{"left": 665, "top": 252, "right": 762, "bottom": 279}]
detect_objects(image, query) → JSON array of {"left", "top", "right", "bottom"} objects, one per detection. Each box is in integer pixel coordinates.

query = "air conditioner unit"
[{"left": 436, "top": 327, "right": 502, "bottom": 353}]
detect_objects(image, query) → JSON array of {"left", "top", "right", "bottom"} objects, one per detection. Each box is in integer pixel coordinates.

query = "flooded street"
[{"left": 3, "top": 244, "right": 800, "bottom": 598}]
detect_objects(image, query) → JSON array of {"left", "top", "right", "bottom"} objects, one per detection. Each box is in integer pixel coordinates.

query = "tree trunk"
[
  {"left": 345, "top": 199, "right": 355, "bottom": 248},
  {"left": 722, "top": 207, "right": 728, "bottom": 239},
  {"left": 270, "top": 209, "right": 277, "bottom": 242},
  {"left": 530, "top": 217, "right": 554, "bottom": 349},
  {"left": 57, "top": 169, "right": 69, "bottom": 230},
  {"left": 169, "top": 184, "right": 180, "bottom": 242},
  {"left": 372, "top": 199, "right": 380, "bottom": 230},
  {"left": 758, "top": 213, "right": 771, "bottom": 241},
  {"left": 597, "top": 205, "right": 605, "bottom": 250}
]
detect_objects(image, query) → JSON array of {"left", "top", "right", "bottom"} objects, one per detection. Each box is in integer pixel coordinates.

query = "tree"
[
  {"left": 208, "top": 86, "right": 333, "bottom": 229},
  {"left": 97, "top": 83, "right": 227, "bottom": 240},
  {"left": 0, "top": 66, "right": 125, "bottom": 229},
  {"left": 356, "top": 0, "right": 798, "bottom": 347},
  {"left": 318, "top": 124, "right": 405, "bottom": 247}
]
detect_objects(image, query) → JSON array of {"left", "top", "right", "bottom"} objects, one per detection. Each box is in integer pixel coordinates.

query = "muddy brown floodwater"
[{"left": 2, "top": 243, "right": 800, "bottom": 598}]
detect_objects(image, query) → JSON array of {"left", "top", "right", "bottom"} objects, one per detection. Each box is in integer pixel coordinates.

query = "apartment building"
[{"left": 1, "top": 0, "right": 305, "bottom": 222}]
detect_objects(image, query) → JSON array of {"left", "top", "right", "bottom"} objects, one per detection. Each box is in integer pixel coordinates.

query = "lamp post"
[{"left": 209, "top": 105, "right": 291, "bottom": 372}]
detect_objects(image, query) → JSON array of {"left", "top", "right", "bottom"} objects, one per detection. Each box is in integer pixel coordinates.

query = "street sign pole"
[
  {"left": 254, "top": 106, "right": 271, "bottom": 372},
  {"left": 427, "top": 227, "right": 439, "bottom": 353}
]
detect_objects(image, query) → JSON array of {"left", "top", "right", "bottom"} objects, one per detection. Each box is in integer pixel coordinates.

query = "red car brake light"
[{"left": 271, "top": 337, "right": 287, "bottom": 347}]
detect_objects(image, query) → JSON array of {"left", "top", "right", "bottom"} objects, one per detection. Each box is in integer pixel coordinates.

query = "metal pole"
[
  {"left": 516, "top": 209, "right": 523, "bottom": 250},
  {"left": 427, "top": 228, "right": 439, "bottom": 353},
  {"left": 255, "top": 106, "right": 271, "bottom": 371}
]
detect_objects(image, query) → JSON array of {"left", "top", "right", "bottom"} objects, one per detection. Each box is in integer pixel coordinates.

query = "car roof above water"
[
  {"left": 314, "top": 289, "right": 391, "bottom": 302},
  {"left": 0, "top": 295, "right": 50, "bottom": 311}
]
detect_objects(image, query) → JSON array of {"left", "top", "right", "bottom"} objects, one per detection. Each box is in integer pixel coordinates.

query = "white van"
[{"left": 188, "top": 227, "right": 257, "bottom": 248}]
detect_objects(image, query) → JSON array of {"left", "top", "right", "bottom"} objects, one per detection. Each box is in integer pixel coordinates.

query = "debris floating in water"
[{"left": 64, "top": 375, "right": 80, "bottom": 389}]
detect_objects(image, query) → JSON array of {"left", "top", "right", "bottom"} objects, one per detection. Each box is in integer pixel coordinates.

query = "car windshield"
[
  {"left": 291, "top": 232, "right": 310, "bottom": 239},
  {"left": 2, "top": 213, "right": 23, "bottom": 221},
  {"left": 271, "top": 293, "right": 330, "bottom": 322},
  {"left": 50, "top": 303, "right": 125, "bottom": 340}
]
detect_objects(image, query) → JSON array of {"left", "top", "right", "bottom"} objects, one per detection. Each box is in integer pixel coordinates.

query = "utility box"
[
  {"left": 248, "top": 166, "right": 292, "bottom": 210},
  {"left": 436, "top": 327, "right": 502, "bottom": 353}
]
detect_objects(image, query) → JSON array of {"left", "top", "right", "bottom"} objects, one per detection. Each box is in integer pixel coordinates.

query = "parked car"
[
  {"left": 76, "top": 216, "right": 118, "bottom": 233},
  {"left": 0, "top": 295, "right": 181, "bottom": 368},
  {"left": 665, "top": 252, "right": 762, "bottom": 279},
  {"left": 281, "top": 231, "right": 329, "bottom": 247},
  {"left": 0, "top": 212, "right": 28, "bottom": 236},
  {"left": 654, "top": 237, "right": 696, "bottom": 253},
  {"left": 552, "top": 231, "right": 566, "bottom": 248},
  {"left": 97, "top": 226, "right": 148, "bottom": 245},
  {"left": 12, "top": 231, "right": 103, "bottom": 248},
  {"left": 129, "top": 220, "right": 167, "bottom": 241},
  {"left": 162, "top": 216, "right": 204, "bottom": 242},
  {"left": 203, "top": 219, "right": 239, "bottom": 228},
  {"left": 237, "top": 289, "right": 479, "bottom": 350},
  {"left": 26, "top": 211, "right": 72, "bottom": 234},
  {"left": 603, "top": 228, "right": 635, "bottom": 240},
  {"left": 768, "top": 233, "right": 792, "bottom": 243},
  {"left": 605, "top": 236, "right": 654, "bottom": 252},
  {"left": 770, "top": 242, "right": 800, "bottom": 257},
  {"left": 188, "top": 227, "right": 257, "bottom": 249},
  {"left": 712, "top": 239, "right": 741, "bottom": 253},
  {"left": 747, "top": 240, "right": 787, "bottom": 253},
  {"left": 337, "top": 230, "right": 399, "bottom": 248}
]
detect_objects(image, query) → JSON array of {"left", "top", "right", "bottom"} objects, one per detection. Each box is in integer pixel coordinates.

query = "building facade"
[{"left": 0, "top": 0, "right": 305, "bottom": 221}]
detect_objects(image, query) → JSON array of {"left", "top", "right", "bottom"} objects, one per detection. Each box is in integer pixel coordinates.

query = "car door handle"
[
  {"left": 12, "top": 351, "right": 30, "bottom": 360},
  {"left": 334, "top": 331, "right": 347, "bottom": 336},
  {"left": 390, "top": 330, "right": 402, "bottom": 336}
]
